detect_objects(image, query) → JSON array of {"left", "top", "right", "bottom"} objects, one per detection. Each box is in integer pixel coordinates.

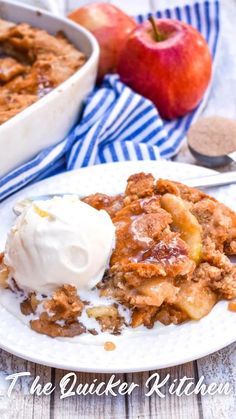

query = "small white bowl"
[{"left": 0, "top": 0, "right": 99, "bottom": 177}]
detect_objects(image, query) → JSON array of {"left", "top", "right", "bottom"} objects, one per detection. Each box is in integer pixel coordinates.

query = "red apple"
[
  {"left": 68, "top": 3, "right": 136, "bottom": 83},
  {"left": 117, "top": 18, "right": 212, "bottom": 120}
]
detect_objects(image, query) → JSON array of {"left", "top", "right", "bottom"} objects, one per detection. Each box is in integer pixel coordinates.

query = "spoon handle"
[
  {"left": 12, "top": 171, "right": 236, "bottom": 216},
  {"left": 185, "top": 171, "right": 236, "bottom": 188}
]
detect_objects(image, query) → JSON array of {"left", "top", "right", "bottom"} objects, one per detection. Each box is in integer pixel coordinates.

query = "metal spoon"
[
  {"left": 189, "top": 145, "right": 236, "bottom": 168},
  {"left": 12, "top": 171, "right": 236, "bottom": 216},
  {"left": 187, "top": 116, "right": 236, "bottom": 168},
  {"left": 13, "top": 194, "right": 79, "bottom": 216}
]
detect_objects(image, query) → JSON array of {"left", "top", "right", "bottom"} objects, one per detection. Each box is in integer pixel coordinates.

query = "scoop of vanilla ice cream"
[{"left": 4, "top": 195, "right": 115, "bottom": 294}]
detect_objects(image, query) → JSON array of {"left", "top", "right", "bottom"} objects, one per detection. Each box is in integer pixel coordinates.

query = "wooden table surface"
[{"left": 0, "top": 1, "right": 236, "bottom": 418}]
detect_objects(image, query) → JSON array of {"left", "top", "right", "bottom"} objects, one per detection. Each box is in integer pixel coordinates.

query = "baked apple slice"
[
  {"left": 160, "top": 193, "right": 202, "bottom": 263},
  {"left": 0, "top": 254, "right": 8, "bottom": 288},
  {"left": 175, "top": 282, "right": 217, "bottom": 320},
  {"left": 86, "top": 306, "right": 118, "bottom": 319},
  {"left": 137, "top": 278, "right": 179, "bottom": 307}
]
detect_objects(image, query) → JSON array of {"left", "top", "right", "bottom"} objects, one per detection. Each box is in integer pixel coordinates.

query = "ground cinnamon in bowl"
[{"left": 187, "top": 116, "right": 236, "bottom": 157}]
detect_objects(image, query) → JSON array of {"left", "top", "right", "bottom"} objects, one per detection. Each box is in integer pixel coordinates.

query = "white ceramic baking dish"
[{"left": 0, "top": 0, "right": 99, "bottom": 177}]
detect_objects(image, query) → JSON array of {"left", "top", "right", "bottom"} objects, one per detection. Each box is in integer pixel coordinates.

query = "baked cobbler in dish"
[
  {"left": 0, "top": 19, "right": 86, "bottom": 124},
  {"left": 0, "top": 173, "right": 235, "bottom": 338}
]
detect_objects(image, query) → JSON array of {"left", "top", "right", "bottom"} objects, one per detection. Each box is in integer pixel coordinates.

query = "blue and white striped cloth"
[{"left": 0, "top": 0, "right": 220, "bottom": 201}]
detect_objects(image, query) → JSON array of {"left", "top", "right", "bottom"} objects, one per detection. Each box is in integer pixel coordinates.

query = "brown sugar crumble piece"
[
  {"left": 125, "top": 172, "right": 155, "bottom": 202},
  {"left": 30, "top": 285, "right": 86, "bottom": 338},
  {"left": 31, "top": 313, "right": 86, "bottom": 338},
  {"left": 228, "top": 301, "right": 236, "bottom": 312},
  {"left": 82, "top": 193, "right": 124, "bottom": 219},
  {"left": 104, "top": 341, "right": 116, "bottom": 351},
  {"left": 20, "top": 293, "right": 40, "bottom": 315},
  {"left": 43, "top": 284, "right": 84, "bottom": 321},
  {"left": 0, "top": 252, "right": 9, "bottom": 289}
]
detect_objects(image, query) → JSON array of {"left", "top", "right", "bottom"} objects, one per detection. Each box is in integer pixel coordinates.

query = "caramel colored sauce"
[
  {"left": 104, "top": 341, "right": 116, "bottom": 351},
  {"left": 228, "top": 301, "right": 236, "bottom": 312}
]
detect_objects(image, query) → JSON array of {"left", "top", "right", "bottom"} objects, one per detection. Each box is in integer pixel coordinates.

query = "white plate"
[{"left": 0, "top": 161, "right": 235, "bottom": 373}]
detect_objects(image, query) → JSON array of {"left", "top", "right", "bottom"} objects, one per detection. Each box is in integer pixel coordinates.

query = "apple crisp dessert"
[
  {"left": 84, "top": 173, "right": 236, "bottom": 329},
  {"left": 0, "top": 173, "right": 235, "bottom": 338},
  {"left": 0, "top": 19, "right": 86, "bottom": 124}
]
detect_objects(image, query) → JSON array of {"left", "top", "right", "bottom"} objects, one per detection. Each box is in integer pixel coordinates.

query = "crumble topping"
[
  {"left": 96, "top": 173, "right": 236, "bottom": 329},
  {"left": 19, "top": 285, "right": 126, "bottom": 338},
  {"left": 21, "top": 285, "right": 86, "bottom": 338},
  {"left": 104, "top": 341, "right": 116, "bottom": 351}
]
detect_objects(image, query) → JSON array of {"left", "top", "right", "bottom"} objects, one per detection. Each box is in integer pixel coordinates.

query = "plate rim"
[
  {"left": 1, "top": 160, "right": 218, "bottom": 206},
  {"left": 0, "top": 328, "right": 235, "bottom": 373}
]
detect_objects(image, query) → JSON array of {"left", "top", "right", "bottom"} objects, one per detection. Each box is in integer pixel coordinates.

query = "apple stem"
[{"left": 148, "top": 15, "right": 163, "bottom": 42}]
